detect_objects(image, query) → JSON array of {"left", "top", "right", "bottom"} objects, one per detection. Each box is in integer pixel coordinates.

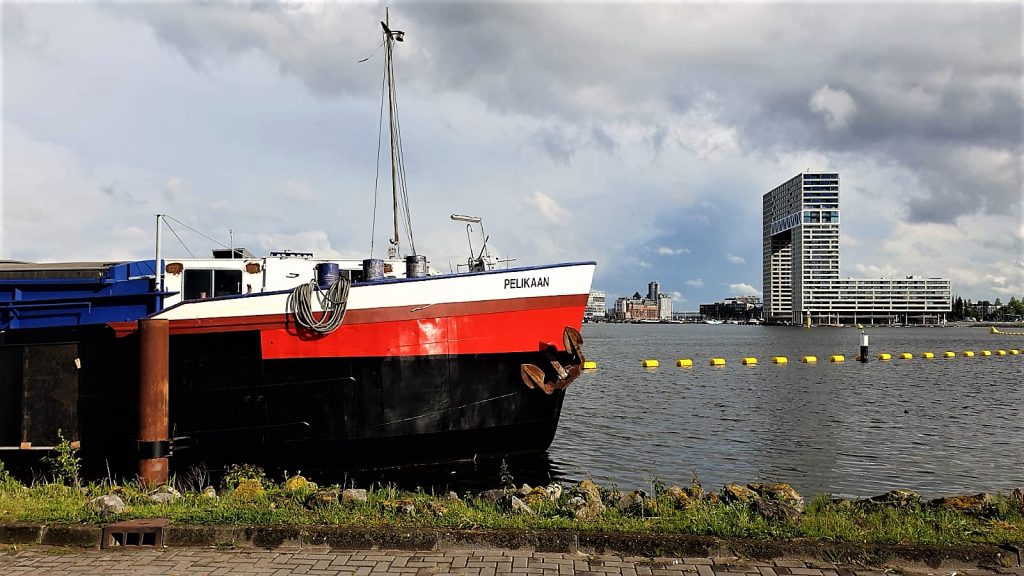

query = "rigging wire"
[
  {"left": 163, "top": 215, "right": 231, "bottom": 250},
  {"left": 370, "top": 65, "right": 387, "bottom": 259},
  {"left": 357, "top": 39, "right": 386, "bottom": 63},
  {"left": 163, "top": 220, "right": 196, "bottom": 258}
]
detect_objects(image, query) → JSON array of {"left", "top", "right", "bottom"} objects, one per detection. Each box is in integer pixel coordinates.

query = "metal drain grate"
[{"left": 101, "top": 518, "right": 167, "bottom": 549}]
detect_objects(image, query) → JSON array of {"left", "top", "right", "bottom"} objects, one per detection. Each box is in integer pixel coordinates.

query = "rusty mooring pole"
[{"left": 138, "top": 318, "right": 169, "bottom": 487}]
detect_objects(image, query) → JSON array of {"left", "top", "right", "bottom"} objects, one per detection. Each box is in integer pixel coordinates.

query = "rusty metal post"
[{"left": 138, "top": 318, "right": 169, "bottom": 487}]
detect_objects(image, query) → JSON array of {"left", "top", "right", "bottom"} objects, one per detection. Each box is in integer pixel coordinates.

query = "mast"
[
  {"left": 154, "top": 213, "right": 163, "bottom": 308},
  {"left": 382, "top": 10, "right": 405, "bottom": 259}
]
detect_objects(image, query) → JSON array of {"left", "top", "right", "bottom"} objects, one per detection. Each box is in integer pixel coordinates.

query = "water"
[{"left": 547, "top": 324, "right": 1024, "bottom": 498}]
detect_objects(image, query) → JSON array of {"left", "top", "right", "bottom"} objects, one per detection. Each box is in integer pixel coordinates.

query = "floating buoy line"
[{"left": 623, "top": 348, "right": 1020, "bottom": 369}]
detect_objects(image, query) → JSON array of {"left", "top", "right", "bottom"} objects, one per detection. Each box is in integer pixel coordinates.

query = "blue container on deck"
[{"left": 315, "top": 262, "right": 340, "bottom": 290}]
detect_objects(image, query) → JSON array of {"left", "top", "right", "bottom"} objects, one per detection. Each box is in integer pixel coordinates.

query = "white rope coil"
[{"left": 286, "top": 278, "right": 351, "bottom": 334}]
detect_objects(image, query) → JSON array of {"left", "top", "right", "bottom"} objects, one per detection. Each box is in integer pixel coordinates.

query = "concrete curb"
[{"left": 1, "top": 523, "right": 1020, "bottom": 569}]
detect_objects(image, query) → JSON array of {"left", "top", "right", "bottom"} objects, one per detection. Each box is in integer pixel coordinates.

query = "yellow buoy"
[
  {"left": 997, "top": 350, "right": 1007, "bottom": 356},
  {"left": 943, "top": 351, "right": 955, "bottom": 358},
  {"left": 1011, "top": 349, "right": 1020, "bottom": 355},
  {"left": 741, "top": 357, "right": 757, "bottom": 365},
  {"left": 582, "top": 360, "right": 598, "bottom": 370},
  {"left": 709, "top": 358, "right": 726, "bottom": 366},
  {"left": 676, "top": 359, "right": 693, "bottom": 367},
  {"left": 899, "top": 352, "right": 913, "bottom": 359},
  {"left": 830, "top": 354, "right": 845, "bottom": 363},
  {"left": 772, "top": 356, "right": 788, "bottom": 364},
  {"left": 802, "top": 355, "right": 817, "bottom": 363},
  {"left": 963, "top": 351, "right": 975, "bottom": 357},
  {"left": 878, "top": 353, "right": 892, "bottom": 361},
  {"left": 921, "top": 352, "right": 934, "bottom": 359},
  {"left": 641, "top": 359, "right": 659, "bottom": 368},
  {"left": 981, "top": 350, "right": 992, "bottom": 356}
]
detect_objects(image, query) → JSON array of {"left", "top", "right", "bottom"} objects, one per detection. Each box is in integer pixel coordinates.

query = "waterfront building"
[
  {"left": 657, "top": 293, "right": 673, "bottom": 321},
  {"left": 699, "top": 296, "right": 762, "bottom": 321},
  {"left": 585, "top": 290, "right": 606, "bottom": 321},
  {"left": 762, "top": 172, "right": 951, "bottom": 325},
  {"left": 613, "top": 281, "right": 673, "bottom": 321}
]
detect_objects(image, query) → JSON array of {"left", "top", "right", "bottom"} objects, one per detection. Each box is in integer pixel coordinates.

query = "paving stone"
[{"left": 0, "top": 548, "right": 1011, "bottom": 576}]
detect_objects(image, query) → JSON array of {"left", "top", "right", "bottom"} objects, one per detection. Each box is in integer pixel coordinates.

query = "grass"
[{"left": 0, "top": 471, "right": 1021, "bottom": 546}]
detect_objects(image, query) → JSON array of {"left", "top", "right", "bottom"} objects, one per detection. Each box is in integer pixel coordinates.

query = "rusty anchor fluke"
[{"left": 520, "top": 326, "right": 586, "bottom": 395}]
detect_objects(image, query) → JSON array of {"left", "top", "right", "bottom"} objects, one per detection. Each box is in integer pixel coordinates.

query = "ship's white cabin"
[{"left": 160, "top": 249, "right": 441, "bottom": 308}]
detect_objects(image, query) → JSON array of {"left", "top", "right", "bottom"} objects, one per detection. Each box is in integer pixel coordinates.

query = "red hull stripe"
[
  {"left": 162, "top": 294, "right": 585, "bottom": 335},
  {"left": 261, "top": 304, "right": 586, "bottom": 359},
  {"left": 108, "top": 294, "right": 587, "bottom": 338}
]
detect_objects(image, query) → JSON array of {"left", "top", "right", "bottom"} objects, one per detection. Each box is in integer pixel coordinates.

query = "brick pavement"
[{"left": 0, "top": 548, "right": 1019, "bottom": 576}]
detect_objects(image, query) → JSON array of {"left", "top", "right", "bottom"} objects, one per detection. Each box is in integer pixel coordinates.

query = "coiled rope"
[{"left": 286, "top": 278, "right": 351, "bottom": 334}]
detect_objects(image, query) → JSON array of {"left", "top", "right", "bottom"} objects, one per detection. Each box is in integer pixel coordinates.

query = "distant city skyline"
[{"left": 4, "top": 3, "right": 1021, "bottom": 305}]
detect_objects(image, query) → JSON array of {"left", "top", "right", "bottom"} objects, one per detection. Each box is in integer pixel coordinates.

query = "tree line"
[{"left": 951, "top": 296, "right": 1024, "bottom": 321}]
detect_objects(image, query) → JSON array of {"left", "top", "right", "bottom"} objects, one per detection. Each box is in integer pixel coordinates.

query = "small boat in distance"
[
  {"left": 704, "top": 319, "right": 724, "bottom": 325},
  {"left": 0, "top": 13, "right": 595, "bottom": 476}
]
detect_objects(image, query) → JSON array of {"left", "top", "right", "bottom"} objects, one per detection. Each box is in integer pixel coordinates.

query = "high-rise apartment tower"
[
  {"left": 762, "top": 172, "right": 950, "bottom": 325},
  {"left": 762, "top": 173, "right": 840, "bottom": 323}
]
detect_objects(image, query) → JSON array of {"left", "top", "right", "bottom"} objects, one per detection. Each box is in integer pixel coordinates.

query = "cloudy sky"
[{"left": 3, "top": 1, "right": 1021, "bottom": 307}]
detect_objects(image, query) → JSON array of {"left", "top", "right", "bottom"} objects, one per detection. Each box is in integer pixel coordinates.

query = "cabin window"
[
  {"left": 214, "top": 270, "right": 242, "bottom": 297},
  {"left": 183, "top": 269, "right": 243, "bottom": 300},
  {"left": 183, "top": 270, "right": 212, "bottom": 300}
]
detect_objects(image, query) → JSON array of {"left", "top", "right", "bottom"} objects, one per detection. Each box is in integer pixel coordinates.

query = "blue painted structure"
[{"left": 0, "top": 260, "right": 168, "bottom": 329}]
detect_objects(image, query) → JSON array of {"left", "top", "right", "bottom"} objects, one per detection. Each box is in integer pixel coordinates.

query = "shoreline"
[{"left": 2, "top": 470, "right": 1021, "bottom": 568}]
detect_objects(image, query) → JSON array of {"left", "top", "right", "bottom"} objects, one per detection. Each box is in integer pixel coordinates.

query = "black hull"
[{"left": 0, "top": 326, "right": 568, "bottom": 477}]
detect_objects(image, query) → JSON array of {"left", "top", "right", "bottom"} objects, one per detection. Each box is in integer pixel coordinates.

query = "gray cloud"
[
  {"left": 115, "top": 2, "right": 1022, "bottom": 225},
  {"left": 590, "top": 123, "right": 617, "bottom": 155},
  {"left": 529, "top": 126, "right": 576, "bottom": 165},
  {"left": 108, "top": 2, "right": 382, "bottom": 98},
  {"left": 6, "top": 2, "right": 1022, "bottom": 302}
]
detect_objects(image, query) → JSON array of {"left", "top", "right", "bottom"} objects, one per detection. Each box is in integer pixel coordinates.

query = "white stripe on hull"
[{"left": 153, "top": 263, "right": 596, "bottom": 321}]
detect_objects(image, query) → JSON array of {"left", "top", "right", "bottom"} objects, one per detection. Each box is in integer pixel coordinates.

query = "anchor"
[{"left": 519, "top": 326, "right": 586, "bottom": 395}]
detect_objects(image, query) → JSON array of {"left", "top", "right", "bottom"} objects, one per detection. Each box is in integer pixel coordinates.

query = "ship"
[{"left": 0, "top": 13, "right": 595, "bottom": 479}]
